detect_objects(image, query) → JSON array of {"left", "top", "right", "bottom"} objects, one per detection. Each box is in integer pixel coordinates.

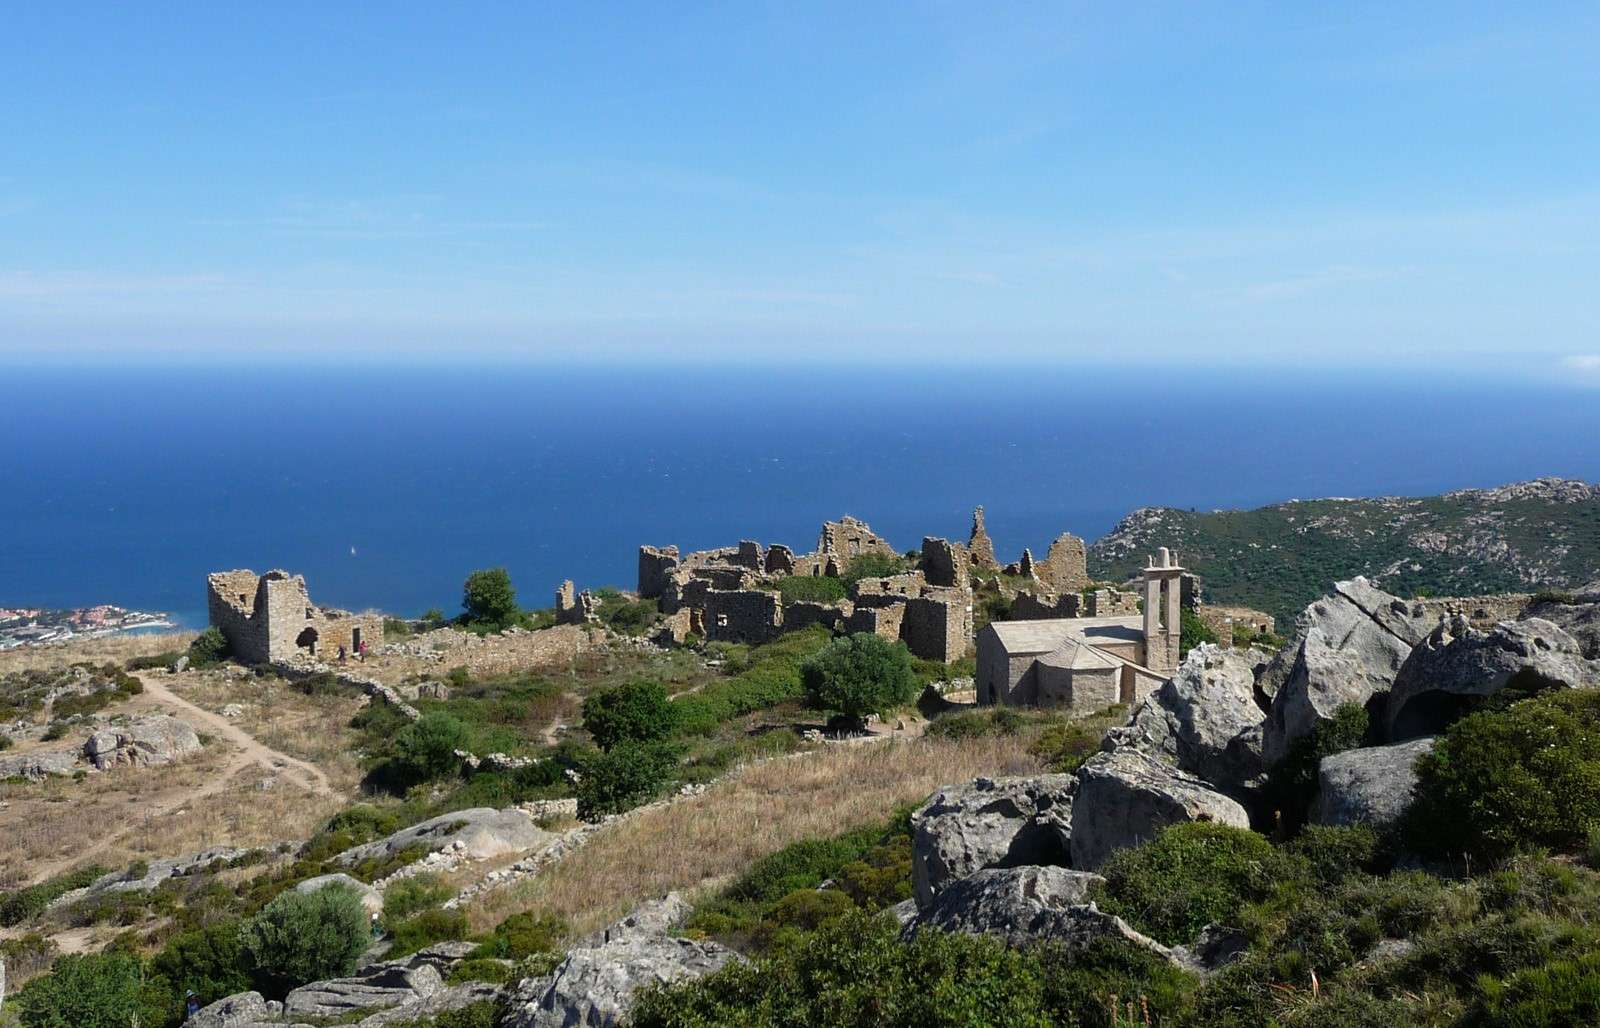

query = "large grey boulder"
[
  {"left": 1070, "top": 750, "right": 1251, "bottom": 870},
  {"left": 184, "top": 992, "right": 296, "bottom": 1028},
  {"left": 351, "top": 982, "right": 503, "bottom": 1025},
  {"left": 1313, "top": 737, "right": 1436, "bottom": 829},
  {"left": 283, "top": 961, "right": 442, "bottom": 1017},
  {"left": 909, "top": 775, "right": 1075, "bottom": 909},
  {"left": 1262, "top": 580, "right": 1432, "bottom": 766},
  {"left": 84, "top": 714, "right": 201, "bottom": 770},
  {"left": 1386, "top": 616, "right": 1600, "bottom": 740},
  {"left": 1527, "top": 593, "right": 1600, "bottom": 660},
  {"left": 1105, "top": 644, "right": 1268, "bottom": 795},
  {"left": 908, "top": 866, "right": 1172, "bottom": 960},
  {"left": 333, "top": 808, "right": 552, "bottom": 867},
  {"left": 503, "top": 893, "right": 739, "bottom": 1028},
  {"left": 0, "top": 749, "right": 78, "bottom": 781},
  {"left": 295, "top": 873, "right": 384, "bottom": 917}
]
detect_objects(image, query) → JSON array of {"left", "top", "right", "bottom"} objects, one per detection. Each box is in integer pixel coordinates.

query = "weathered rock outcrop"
[
  {"left": 1070, "top": 750, "right": 1251, "bottom": 870},
  {"left": 1313, "top": 737, "right": 1436, "bottom": 829},
  {"left": 1105, "top": 644, "right": 1267, "bottom": 796},
  {"left": 0, "top": 749, "right": 78, "bottom": 781},
  {"left": 283, "top": 961, "right": 443, "bottom": 1018},
  {"left": 1527, "top": 592, "right": 1600, "bottom": 660},
  {"left": 908, "top": 866, "right": 1172, "bottom": 959},
  {"left": 504, "top": 894, "right": 739, "bottom": 1028},
  {"left": 295, "top": 873, "right": 384, "bottom": 917},
  {"left": 84, "top": 714, "right": 201, "bottom": 770},
  {"left": 1262, "top": 579, "right": 1431, "bottom": 765},
  {"left": 185, "top": 991, "right": 286, "bottom": 1027},
  {"left": 1386, "top": 616, "right": 1600, "bottom": 740},
  {"left": 333, "top": 808, "right": 552, "bottom": 868},
  {"left": 910, "top": 775, "right": 1075, "bottom": 909}
]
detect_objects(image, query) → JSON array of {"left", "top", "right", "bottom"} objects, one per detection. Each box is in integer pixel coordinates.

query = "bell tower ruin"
[{"left": 1142, "top": 548, "right": 1184, "bottom": 673}]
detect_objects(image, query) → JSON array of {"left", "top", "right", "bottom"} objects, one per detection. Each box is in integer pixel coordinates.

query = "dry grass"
[
  {"left": 0, "top": 747, "right": 342, "bottom": 888},
  {"left": 467, "top": 734, "right": 1042, "bottom": 937},
  {"left": 0, "top": 630, "right": 195, "bottom": 674},
  {"left": 163, "top": 670, "right": 366, "bottom": 790}
]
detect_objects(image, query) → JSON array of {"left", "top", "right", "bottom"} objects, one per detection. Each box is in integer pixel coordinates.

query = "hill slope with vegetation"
[{"left": 1088, "top": 477, "right": 1600, "bottom": 623}]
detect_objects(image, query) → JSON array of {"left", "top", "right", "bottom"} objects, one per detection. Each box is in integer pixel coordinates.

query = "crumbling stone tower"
[
  {"left": 206, "top": 570, "right": 381, "bottom": 664},
  {"left": 1142, "top": 548, "right": 1184, "bottom": 673},
  {"left": 967, "top": 506, "right": 1000, "bottom": 571}
]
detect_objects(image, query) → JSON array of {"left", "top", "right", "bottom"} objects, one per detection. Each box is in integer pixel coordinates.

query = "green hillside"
[{"left": 1087, "top": 478, "right": 1600, "bottom": 624}]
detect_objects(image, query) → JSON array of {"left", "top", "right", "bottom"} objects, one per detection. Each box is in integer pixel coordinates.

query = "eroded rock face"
[
  {"left": 1105, "top": 645, "right": 1268, "bottom": 796},
  {"left": 1313, "top": 737, "right": 1436, "bottom": 829},
  {"left": 185, "top": 991, "right": 286, "bottom": 1028},
  {"left": 294, "top": 873, "right": 384, "bottom": 917},
  {"left": 332, "top": 808, "right": 553, "bottom": 868},
  {"left": 504, "top": 893, "right": 739, "bottom": 1028},
  {"left": 0, "top": 749, "right": 78, "bottom": 781},
  {"left": 283, "top": 962, "right": 443, "bottom": 1018},
  {"left": 1526, "top": 595, "right": 1600, "bottom": 661},
  {"left": 1069, "top": 750, "right": 1251, "bottom": 870},
  {"left": 1386, "top": 616, "right": 1600, "bottom": 740},
  {"left": 1262, "top": 580, "right": 1432, "bottom": 766},
  {"left": 83, "top": 714, "right": 201, "bottom": 770},
  {"left": 909, "top": 775, "right": 1075, "bottom": 909},
  {"left": 907, "top": 866, "right": 1171, "bottom": 960}
]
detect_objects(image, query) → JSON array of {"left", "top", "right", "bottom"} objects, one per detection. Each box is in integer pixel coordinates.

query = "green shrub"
[
  {"left": 392, "top": 711, "right": 469, "bottom": 782},
  {"left": 187, "top": 626, "right": 230, "bottom": 668},
  {"left": 462, "top": 567, "right": 520, "bottom": 630},
  {"left": 672, "top": 627, "right": 831, "bottom": 735},
  {"left": 841, "top": 552, "right": 910, "bottom": 588},
  {"left": 1179, "top": 607, "right": 1217, "bottom": 656},
  {"left": 126, "top": 650, "right": 182, "bottom": 671},
  {"left": 1027, "top": 719, "right": 1107, "bottom": 774},
  {"left": 595, "top": 591, "right": 659, "bottom": 635},
  {"left": 1098, "top": 822, "right": 1280, "bottom": 946},
  {"left": 1477, "top": 945, "right": 1600, "bottom": 1026},
  {"left": 242, "top": 884, "right": 368, "bottom": 996},
  {"left": 631, "top": 910, "right": 1053, "bottom": 1028},
  {"left": 383, "top": 873, "right": 452, "bottom": 922},
  {"left": 1285, "top": 824, "right": 1384, "bottom": 884},
  {"left": 14, "top": 951, "right": 165, "bottom": 1028},
  {"left": 583, "top": 680, "right": 677, "bottom": 751},
  {"left": 575, "top": 741, "right": 680, "bottom": 821},
  {"left": 446, "top": 957, "right": 518, "bottom": 985},
  {"left": 1036, "top": 936, "right": 1196, "bottom": 1028},
  {"left": 925, "top": 707, "right": 1026, "bottom": 741},
  {"left": 752, "top": 888, "right": 855, "bottom": 950},
  {"left": 388, "top": 906, "right": 470, "bottom": 957},
  {"left": 1409, "top": 689, "right": 1600, "bottom": 864},
  {"left": 40, "top": 720, "right": 68, "bottom": 741},
  {"left": 776, "top": 576, "right": 848, "bottom": 604},
  {"left": 799, "top": 632, "right": 919, "bottom": 729},
  {"left": 0, "top": 864, "right": 110, "bottom": 926},
  {"left": 473, "top": 911, "right": 567, "bottom": 960},
  {"left": 384, "top": 999, "right": 506, "bottom": 1028},
  {"left": 146, "top": 918, "right": 253, "bottom": 1013},
  {"left": 0, "top": 731, "right": 11, "bottom": 751},
  {"left": 1265, "top": 703, "right": 1371, "bottom": 830}
]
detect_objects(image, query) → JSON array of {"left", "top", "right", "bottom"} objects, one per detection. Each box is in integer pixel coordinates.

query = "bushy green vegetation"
[
  {"left": 1408, "top": 689, "right": 1600, "bottom": 864},
  {"left": 583, "top": 680, "right": 677, "bottom": 751},
  {"left": 594, "top": 586, "right": 659, "bottom": 636},
  {"left": 472, "top": 910, "right": 567, "bottom": 960},
  {"left": 776, "top": 575, "right": 849, "bottom": 604},
  {"left": 126, "top": 650, "right": 183, "bottom": 671},
  {"left": 1178, "top": 607, "right": 1216, "bottom": 657},
  {"left": 187, "top": 626, "right": 231, "bottom": 668},
  {"left": 840, "top": 551, "right": 912, "bottom": 588},
  {"left": 392, "top": 710, "right": 469, "bottom": 782},
  {"left": 240, "top": 884, "right": 369, "bottom": 996},
  {"left": 799, "top": 632, "right": 919, "bottom": 729},
  {"left": 0, "top": 864, "right": 110, "bottom": 926},
  {"left": 671, "top": 626, "right": 832, "bottom": 735},
  {"left": 461, "top": 567, "right": 521, "bottom": 631},
  {"left": 13, "top": 950, "right": 166, "bottom": 1028},
  {"left": 1096, "top": 823, "right": 1281, "bottom": 946},
  {"left": 576, "top": 741, "right": 681, "bottom": 821}
]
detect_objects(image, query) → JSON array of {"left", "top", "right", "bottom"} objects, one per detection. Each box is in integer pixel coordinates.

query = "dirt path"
[
  {"left": 134, "top": 672, "right": 335, "bottom": 797},
  {"left": 23, "top": 675, "right": 341, "bottom": 884}
]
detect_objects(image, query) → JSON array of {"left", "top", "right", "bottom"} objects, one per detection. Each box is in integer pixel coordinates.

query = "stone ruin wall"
[
  {"left": 207, "top": 570, "right": 271, "bottom": 663},
  {"left": 208, "top": 570, "right": 382, "bottom": 663},
  {"left": 920, "top": 537, "right": 970, "bottom": 590},
  {"left": 818, "top": 517, "right": 895, "bottom": 562},
  {"left": 1039, "top": 533, "right": 1089, "bottom": 594},
  {"left": 968, "top": 506, "right": 1000, "bottom": 571},
  {"left": 703, "top": 589, "right": 784, "bottom": 645},
  {"left": 637, "top": 546, "right": 680, "bottom": 600}
]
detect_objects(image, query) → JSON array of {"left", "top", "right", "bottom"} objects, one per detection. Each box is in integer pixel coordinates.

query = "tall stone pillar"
[{"left": 1142, "top": 548, "right": 1184, "bottom": 674}]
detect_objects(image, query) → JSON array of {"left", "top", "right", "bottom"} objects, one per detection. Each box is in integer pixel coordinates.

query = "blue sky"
[{"left": 3, "top": 3, "right": 1598, "bottom": 376}]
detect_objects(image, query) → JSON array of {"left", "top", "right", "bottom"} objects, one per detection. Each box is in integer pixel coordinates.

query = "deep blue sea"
[{"left": 4, "top": 363, "right": 1599, "bottom": 629}]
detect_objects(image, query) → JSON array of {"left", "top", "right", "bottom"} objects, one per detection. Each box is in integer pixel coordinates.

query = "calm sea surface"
[{"left": 4, "top": 363, "right": 1598, "bottom": 628}]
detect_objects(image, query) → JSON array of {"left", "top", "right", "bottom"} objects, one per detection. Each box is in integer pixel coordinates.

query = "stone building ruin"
[
  {"left": 975, "top": 548, "right": 1186, "bottom": 714},
  {"left": 206, "top": 570, "right": 383, "bottom": 664}
]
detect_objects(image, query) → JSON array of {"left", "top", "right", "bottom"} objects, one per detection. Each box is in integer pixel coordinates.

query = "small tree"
[
  {"left": 800, "top": 633, "right": 919, "bottom": 731},
  {"left": 583, "top": 681, "right": 677, "bottom": 752},
  {"left": 393, "top": 711, "right": 468, "bottom": 782},
  {"left": 242, "top": 885, "right": 368, "bottom": 996},
  {"left": 576, "top": 742, "right": 680, "bottom": 821},
  {"left": 462, "top": 567, "right": 520, "bottom": 629},
  {"left": 1179, "top": 607, "right": 1216, "bottom": 657},
  {"left": 187, "top": 626, "right": 230, "bottom": 668}
]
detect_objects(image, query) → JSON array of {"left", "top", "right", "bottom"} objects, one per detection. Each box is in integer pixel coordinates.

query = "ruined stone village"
[{"left": 6, "top": 490, "right": 1600, "bottom": 1027}]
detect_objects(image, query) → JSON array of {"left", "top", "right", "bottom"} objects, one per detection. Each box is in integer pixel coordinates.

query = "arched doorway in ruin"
[{"left": 295, "top": 626, "right": 319, "bottom": 656}]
